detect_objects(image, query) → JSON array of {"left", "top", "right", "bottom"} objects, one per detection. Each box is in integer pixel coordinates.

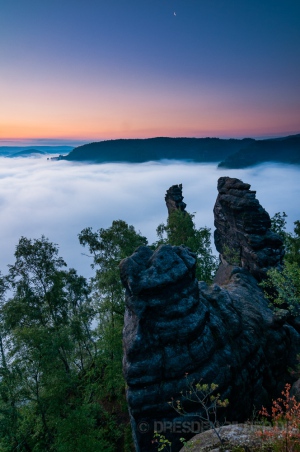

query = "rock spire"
[
  {"left": 165, "top": 184, "right": 187, "bottom": 215},
  {"left": 214, "top": 177, "right": 284, "bottom": 282}
]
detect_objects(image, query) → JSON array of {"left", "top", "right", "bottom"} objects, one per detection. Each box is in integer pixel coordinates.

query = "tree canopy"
[
  {"left": 155, "top": 209, "right": 218, "bottom": 283},
  {"left": 262, "top": 213, "right": 300, "bottom": 315},
  {"left": 0, "top": 235, "right": 131, "bottom": 451}
]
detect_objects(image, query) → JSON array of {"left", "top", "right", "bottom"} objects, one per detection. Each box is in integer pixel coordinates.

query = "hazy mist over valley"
[{"left": 0, "top": 155, "right": 299, "bottom": 279}]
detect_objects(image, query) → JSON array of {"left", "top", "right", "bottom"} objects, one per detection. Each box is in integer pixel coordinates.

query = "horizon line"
[{"left": 1, "top": 131, "right": 299, "bottom": 147}]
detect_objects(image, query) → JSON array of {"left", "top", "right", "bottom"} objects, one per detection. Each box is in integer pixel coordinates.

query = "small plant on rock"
[
  {"left": 168, "top": 375, "right": 229, "bottom": 447},
  {"left": 152, "top": 431, "right": 172, "bottom": 451},
  {"left": 257, "top": 383, "right": 300, "bottom": 451}
]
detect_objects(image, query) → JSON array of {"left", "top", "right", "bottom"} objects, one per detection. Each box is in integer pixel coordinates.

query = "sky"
[
  {"left": 0, "top": 157, "right": 299, "bottom": 278},
  {"left": 1, "top": 0, "right": 300, "bottom": 144}
]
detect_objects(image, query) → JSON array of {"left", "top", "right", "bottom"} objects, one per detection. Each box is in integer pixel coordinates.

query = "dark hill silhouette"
[
  {"left": 60, "top": 135, "right": 300, "bottom": 167},
  {"left": 218, "top": 135, "right": 300, "bottom": 168},
  {"left": 0, "top": 146, "right": 73, "bottom": 156},
  {"left": 61, "top": 137, "right": 254, "bottom": 163}
]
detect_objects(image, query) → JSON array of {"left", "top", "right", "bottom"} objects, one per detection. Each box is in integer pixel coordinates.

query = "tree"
[
  {"left": 261, "top": 262, "right": 300, "bottom": 315},
  {"left": 0, "top": 236, "right": 121, "bottom": 451},
  {"left": 78, "top": 220, "right": 147, "bottom": 397},
  {"left": 270, "top": 211, "right": 288, "bottom": 240},
  {"left": 285, "top": 220, "right": 300, "bottom": 266},
  {"left": 271, "top": 212, "right": 300, "bottom": 266},
  {"left": 262, "top": 214, "right": 300, "bottom": 315},
  {"left": 168, "top": 377, "right": 228, "bottom": 447},
  {"left": 0, "top": 273, "right": 23, "bottom": 451},
  {"left": 155, "top": 210, "right": 218, "bottom": 283}
]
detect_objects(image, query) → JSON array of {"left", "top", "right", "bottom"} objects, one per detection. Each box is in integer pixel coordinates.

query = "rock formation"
[
  {"left": 214, "top": 177, "right": 284, "bottom": 282},
  {"left": 165, "top": 183, "right": 186, "bottom": 215},
  {"left": 120, "top": 178, "right": 300, "bottom": 452}
]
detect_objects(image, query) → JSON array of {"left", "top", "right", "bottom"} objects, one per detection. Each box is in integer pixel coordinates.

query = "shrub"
[{"left": 258, "top": 383, "right": 300, "bottom": 451}]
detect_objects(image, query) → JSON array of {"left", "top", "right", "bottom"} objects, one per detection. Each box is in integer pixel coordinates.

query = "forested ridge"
[
  {"left": 0, "top": 206, "right": 299, "bottom": 451},
  {"left": 59, "top": 135, "right": 300, "bottom": 167}
]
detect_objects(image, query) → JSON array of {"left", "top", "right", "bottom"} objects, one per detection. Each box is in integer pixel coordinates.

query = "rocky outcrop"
[
  {"left": 120, "top": 178, "right": 300, "bottom": 452},
  {"left": 178, "top": 424, "right": 273, "bottom": 452},
  {"left": 214, "top": 177, "right": 284, "bottom": 282},
  {"left": 165, "top": 184, "right": 186, "bottom": 215}
]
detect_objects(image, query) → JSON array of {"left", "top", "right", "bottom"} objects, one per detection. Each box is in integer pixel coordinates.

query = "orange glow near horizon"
[
  {"left": 1, "top": 96, "right": 299, "bottom": 143},
  {"left": 1, "top": 60, "right": 299, "bottom": 143},
  {"left": 1, "top": 113, "right": 299, "bottom": 143},
  {"left": 1, "top": 2, "right": 299, "bottom": 145}
]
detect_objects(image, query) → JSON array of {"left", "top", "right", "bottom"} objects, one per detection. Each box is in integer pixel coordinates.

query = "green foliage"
[
  {"left": 271, "top": 211, "right": 288, "bottom": 240},
  {"left": 261, "top": 262, "right": 300, "bottom": 315},
  {"left": 263, "top": 214, "right": 300, "bottom": 315},
  {"left": 0, "top": 209, "right": 222, "bottom": 450},
  {"left": 222, "top": 244, "right": 240, "bottom": 266},
  {"left": 155, "top": 210, "right": 218, "bottom": 283},
  {"left": 78, "top": 220, "right": 147, "bottom": 319},
  {"left": 285, "top": 220, "right": 300, "bottom": 266},
  {"left": 77, "top": 220, "right": 148, "bottom": 448},
  {"left": 169, "top": 377, "right": 229, "bottom": 447},
  {"left": 55, "top": 405, "right": 118, "bottom": 452},
  {"left": 0, "top": 236, "right": 130, "bottom": 451},
  {"left": 179, "top": 437, "right": 194, "bottom": 450},
  {"left": 271, "top": 212, "right": 300, "bottom": 266},
  {"left": 79, "top": 220, "right": 147, "bottom": 399},
  {"left": 153, "top": 431, "right": 172, "bottom": 451}
]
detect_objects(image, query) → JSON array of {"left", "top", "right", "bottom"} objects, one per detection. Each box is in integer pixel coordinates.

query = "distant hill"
[
  {"left": 61, "top": 137, "right": 254, "bottom": 163},
  {"left": 218, "top": 135, "right": 300, "bottom": 168},
  {"left": 60, "top": 135, "right": 300, "bottom": 167},
  {"left": 7, "top": 149, "right": 46, "bottom": 158},
  {"left": 0, "top": 146, "right": 74, "bottom": 156}
]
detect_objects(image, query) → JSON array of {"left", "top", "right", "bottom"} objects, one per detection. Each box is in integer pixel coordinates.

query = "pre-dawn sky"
[{"left": 1, "top": 0, "right": 299, "bottom": 143}]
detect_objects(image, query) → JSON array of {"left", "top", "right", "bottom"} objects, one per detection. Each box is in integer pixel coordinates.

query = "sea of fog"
[{"left": 0, "top": 156, "right": 299, "bottom": 279}]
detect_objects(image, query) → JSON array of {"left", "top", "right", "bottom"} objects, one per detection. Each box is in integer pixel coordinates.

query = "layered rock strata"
[
  {"left": 214, "top": 177, "right": 284, "bottom": 281},
  {"left": 120, "top": 178, "right": 300, "bottom": 452}
]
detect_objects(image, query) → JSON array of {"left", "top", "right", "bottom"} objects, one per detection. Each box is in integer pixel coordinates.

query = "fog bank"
[{"left": 0, "top": 157, "right": 299, "bottom": 278}]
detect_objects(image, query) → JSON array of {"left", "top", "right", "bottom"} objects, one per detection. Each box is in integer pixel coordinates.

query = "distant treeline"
[{"left": 59, "top": 135, "right": 300, "bottom": 168}]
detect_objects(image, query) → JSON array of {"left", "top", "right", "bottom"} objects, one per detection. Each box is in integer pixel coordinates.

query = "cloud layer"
[{"left": 0, "top": 157, "right": 299, "bottom": 279}]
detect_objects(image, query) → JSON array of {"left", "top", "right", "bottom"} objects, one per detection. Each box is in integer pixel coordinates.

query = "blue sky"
[{"left": 1, "top": 0, "right": 299, "bottom": 143}]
